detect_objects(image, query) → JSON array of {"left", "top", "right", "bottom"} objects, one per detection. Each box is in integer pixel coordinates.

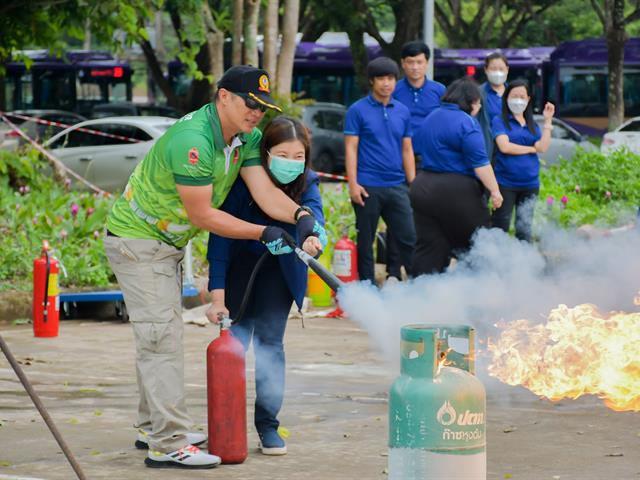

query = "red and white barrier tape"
[
  {"left": 316, "top": 171, "right": 348, "bottom": 181},
  {"left": 0, "top": 113, "right": 109, "bottom": 196},
  {"left": 1, "top": 112, "right": 142, "bottom": 144}
]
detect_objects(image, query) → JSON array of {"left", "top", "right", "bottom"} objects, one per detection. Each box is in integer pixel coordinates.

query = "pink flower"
[
  {"left": 605, "top": 191, "right": 612, "bottom": 199},
  {"left": 561, "top": 195, "right": 568, "bottom": 207},
  {"left": 93, "top": 230, "right": 100, "bottom": 239},
  {"left": 86, "top": 207, "right": 95, "bottom": 217},
  {"left": 70, "top": 203, "right": 79, "bottom": 218},
  {"left": 32, "top": 217, "right": 38, "bottom": 225},
  {"left": 19, "top": 186, "right": 25, "bottom": 194},
  {"left": 546, "top": 195, "right": 554, "bottom": 206},
  {"left": 574, "top": 185, "right": 580, "bottom": 194},
  {"left": 15, "top": 203, "right": 20, "bottom": 210},
  {"left": 64, "top": 178, "right": 72, "bottom": 189},
  {"left": 60, "top": 229, "right": 68, "bottom": 239}
]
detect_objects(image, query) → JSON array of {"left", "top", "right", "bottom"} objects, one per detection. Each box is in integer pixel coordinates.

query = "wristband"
[{"left": 294, "top": 205, "right": 313, "bottom": 222}]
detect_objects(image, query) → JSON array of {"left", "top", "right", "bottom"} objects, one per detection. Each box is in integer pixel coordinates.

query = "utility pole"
[{"left": 423, "top": 0, "right": 434, "bottom": 79}]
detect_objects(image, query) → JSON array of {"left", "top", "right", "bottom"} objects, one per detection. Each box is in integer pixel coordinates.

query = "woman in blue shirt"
[
  {"left": 478, "top": 52, "right": 509, "bottom": 159},
  {"left": 411, "top": 78, "right": 503, "bottom": 275},
  {"left": 206, "top": 116, "right": 325, "bottom": 456},
  {"left": 491, "top": 79, "right": 555, "bottom": 241}
]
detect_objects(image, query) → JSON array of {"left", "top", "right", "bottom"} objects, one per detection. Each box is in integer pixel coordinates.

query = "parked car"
[
  {"left": 302, "top": 102, "right": 346, "bottom": 174},
  {"left": 533, "top": 115, "right": 597, "bottom": 166},
  {"left": 601, "top": 116, "right": 640, "bottom": 155},
  {"left": 90, "top": 102, "right": 181, "bottom": 119},
  {"left": 43, "top": 116, "right": 177, "bottom": 192},
  {"left": 1, "top": 110, "right": 86, "bottom": 151}
]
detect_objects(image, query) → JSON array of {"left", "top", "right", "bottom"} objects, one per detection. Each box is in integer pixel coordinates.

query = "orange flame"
[{"left": 488, "top": 304, "right": 640, "bottom": 412}]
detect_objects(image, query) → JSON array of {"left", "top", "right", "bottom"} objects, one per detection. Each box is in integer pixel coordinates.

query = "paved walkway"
[{"left": 0, "top": 316, "right": 637, "bottom": 480}]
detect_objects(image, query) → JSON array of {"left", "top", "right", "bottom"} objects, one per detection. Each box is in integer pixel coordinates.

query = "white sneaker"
[
  {"left": 145, "top": 444, "right": 221, "bottom": 469},
  {"left": 135, "top": 429, "right": 207, "bottom": 450}
]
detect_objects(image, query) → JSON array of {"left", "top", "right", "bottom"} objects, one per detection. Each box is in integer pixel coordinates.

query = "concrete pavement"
[{"left": 0, "top": 315, "right": 638, "bottom": 480}]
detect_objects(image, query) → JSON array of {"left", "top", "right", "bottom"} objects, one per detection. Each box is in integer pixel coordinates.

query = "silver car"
[
  {"left": 601, "top": 116, "right": 640, "bottom": 155},
  {"left": 533, "top": 115, "right": 597, "bottom": 166},
  {"left": 44, "top": 116, "right": 176, "bottom": 192}
]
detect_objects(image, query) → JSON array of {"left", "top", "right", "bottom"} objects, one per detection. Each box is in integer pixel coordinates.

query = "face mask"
[
  {"left": 508, "top": 98, "right": 528, "bottom": 115},
  {"left": 269, "top": 155, "right": 305, "bottom": 184},
  {"left": 486, "top": 71, "right": 507, "bottom": 86}
]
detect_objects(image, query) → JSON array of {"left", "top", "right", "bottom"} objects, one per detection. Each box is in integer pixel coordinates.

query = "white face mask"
[
  {"left": 508, "top": 98, "right": 528, "bottom": 115},
  {"left": 486, "top": 71, "right": 507, "bottom": 86}
]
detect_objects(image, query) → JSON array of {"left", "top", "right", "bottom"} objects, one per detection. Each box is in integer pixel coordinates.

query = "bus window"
[
  {"left": 4, "top": 78, "right": 18, "bottom": 111},
  {"left": 37, "top": 69, "right": 75, "bottom": 111},
  {"left": 20, "top": 74, "right": 34, "bottom": 109},
  {"left": 109, "top": 81, "right": 128, "bottom": 103},
  {"left": 558, "top": 68, "right": 608, "bottom": 116},
  {"left": 623, "top": 71, "right": 640, "bottom": 116}
]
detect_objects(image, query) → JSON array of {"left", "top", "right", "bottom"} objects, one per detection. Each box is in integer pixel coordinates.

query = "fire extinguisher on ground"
[
  {"left": 207, "top": 317, "right": 247, "bottom": 464},
  {"left": 32, "top": 240, "right": 60, "bottom": 338},
  {"left": 327, "top": 234, "right": 358, "bottom": 317}
]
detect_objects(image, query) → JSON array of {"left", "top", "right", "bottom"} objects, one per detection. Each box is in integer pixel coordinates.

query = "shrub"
[{"left": 537, "top": 148, "right": 640, "bottom": 228}]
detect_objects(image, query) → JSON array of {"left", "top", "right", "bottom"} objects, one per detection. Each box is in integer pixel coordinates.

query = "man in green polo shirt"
[{"left": 103, "top": 65, "right": 324, "bottom": 470}]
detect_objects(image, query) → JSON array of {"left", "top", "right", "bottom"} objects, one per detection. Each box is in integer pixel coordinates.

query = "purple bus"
[
  {"left": 2, "top": 50, "right": 132, "bottom": 115},
  {"left": 291, "top": 42, "right": 553, "bottom": 108},
  {"left": 542, "top": 38, "right": 640, "bottom": 135}
]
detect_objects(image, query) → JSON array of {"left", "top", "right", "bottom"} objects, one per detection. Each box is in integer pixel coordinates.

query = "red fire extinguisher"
[
  {"left": 32, "top": 240, "right": 60, "bottom": 338},
  {"left": 331, "top": 235, "right": 359, "bottom": 283},
  {"left": 207, "top": 318, "right": 247, "bottom": 464},
  {"left": 326, "top": 234, "right": 358, "bottom": 318}
]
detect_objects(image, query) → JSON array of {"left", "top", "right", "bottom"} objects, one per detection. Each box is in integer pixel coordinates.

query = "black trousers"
[
  {"left": 410, "top": 171, "right": 490, "bottom": 276},
  {"left": 352, "top": 185, "right": 416, "bottom": 282},
  {"left": 491, "top": 185, "right": 539, "bottom": 242}
]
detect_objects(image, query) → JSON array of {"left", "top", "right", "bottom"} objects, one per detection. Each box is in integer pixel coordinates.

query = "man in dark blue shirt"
[
  {"left": 388, "top": 40, "right": 446, "bottom": 281},
  {"left": 344, "top": 57, "right": 416, "bottom": 283},
  {"left": 393, "top": 41, "right": 446, "bottom": 135}
]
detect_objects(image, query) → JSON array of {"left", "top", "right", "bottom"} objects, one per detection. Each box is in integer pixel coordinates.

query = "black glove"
[
  {"left": 260, "top": 226, "right": 295, "bottom": 255},
  {"left": 295, "top": 213, "right": 318, "bottom": 245}
]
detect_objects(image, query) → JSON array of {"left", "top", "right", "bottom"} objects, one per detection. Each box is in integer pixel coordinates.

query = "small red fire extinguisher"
[
  {"left": 331, "top": 234, "right": 359, "bottom": 283},
  {"left": 207, "top": 318, "right": 247, "bottom": 464},
  {"left": 32, "top": 240, "right": 60, "bottom": 338}
]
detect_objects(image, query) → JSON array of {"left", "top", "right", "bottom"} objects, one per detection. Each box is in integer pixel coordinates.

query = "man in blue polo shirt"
[
  {"left": 393, "top": 40, "right": 446, "bottom": 134},
  {"left": 388, "top": 40, "right": 446, "bottom": 281},
  {"left": 344, "top": 57, "right": 416, "bottom": 283}
]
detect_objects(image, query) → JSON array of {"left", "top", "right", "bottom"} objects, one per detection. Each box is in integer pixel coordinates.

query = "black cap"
[
  {"left": 367, "top": 57, "right": 399, "bottom": 79},
  {"left": 217, "top": 65, "right": 282, "bottom": 112}
]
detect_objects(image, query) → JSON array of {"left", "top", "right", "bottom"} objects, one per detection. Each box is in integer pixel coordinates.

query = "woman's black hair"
[
  {"left": 260, "top": 115, "right": 311, "bottom": 203},
  {"left": 501, "top": 79, "right": 536, "bottom": 134},
  {"left": 485, "top": 51, "right": 509, "bottom": 69},
  {"left": 441, "top": 77, "right": 481, "bottom": 114}
]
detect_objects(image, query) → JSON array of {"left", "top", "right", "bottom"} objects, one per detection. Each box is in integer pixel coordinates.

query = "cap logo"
[
  {"left": 258, "top": 74, "right": 270, "bottom": 93},
  {"left": 188, "top": 147, "right": 199, "bottom": 165}
]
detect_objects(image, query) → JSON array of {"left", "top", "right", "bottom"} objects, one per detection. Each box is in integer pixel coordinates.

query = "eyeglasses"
[{"left": 237, "top": 94, "right": 267, "bottom": 113}]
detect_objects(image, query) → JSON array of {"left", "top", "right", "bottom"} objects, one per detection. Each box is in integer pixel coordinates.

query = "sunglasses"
[{"left": 237, "top": 94, "right": 267, "bottom": 113}]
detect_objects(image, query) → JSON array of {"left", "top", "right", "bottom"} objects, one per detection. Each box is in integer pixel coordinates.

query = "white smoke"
[{"left": 338, "top": 226, "right": 640, "bottom": 373}]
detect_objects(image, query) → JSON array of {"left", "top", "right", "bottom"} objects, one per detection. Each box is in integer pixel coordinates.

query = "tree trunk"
[
  {"left": 346, "top": 26, "right": 369, "bottom": 95},
  {"left": 276, "top": 0, "right": 300, "bottom": 96},
  {"left": 263, "top": 0, "right": 279, "bottom": 81},
  {"left": 139, "top": 37, "right": 181, "bottom": 110},
  {"left": 243, "top": 0, "right": 260, "bottom": 67},
  {"left": 606, "top": 0, "right": 626, "bottom": 131},
  {"left": 202, "top": 1, "right": 225, "bottom": 82},
  {"left": 232, "top": 0, "right": 244, "bottom": 65},
  {"left": 83, "top": 19, "right": 91, "bottom": 50}
]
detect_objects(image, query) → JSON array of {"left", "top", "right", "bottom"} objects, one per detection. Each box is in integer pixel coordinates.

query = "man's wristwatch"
[{"left": 294, "top": 205, "right": 313, "bottom": 222}]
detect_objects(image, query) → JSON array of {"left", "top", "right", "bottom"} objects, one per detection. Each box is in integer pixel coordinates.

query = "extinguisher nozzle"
[{"left": 294, "top": 247, "right": 344, "bottom": 293}]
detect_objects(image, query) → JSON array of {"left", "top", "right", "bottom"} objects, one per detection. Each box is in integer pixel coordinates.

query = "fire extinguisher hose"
[
  {"left": 43, "top": 249, "right": 50, "bottom": 323},
  {"left": 0, "top": 335, "right": 87, "bottom": 480},
  {"left": 231, "top": 235, "right": 344, "bottom": 325}
]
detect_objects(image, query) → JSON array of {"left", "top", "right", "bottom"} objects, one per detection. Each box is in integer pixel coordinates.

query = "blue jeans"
[
  {"left": 352, "top": 184, "right": 416, "bottom": 282},
  {"left": 226, "top": 253, "right": 292, "bottom": 434}
]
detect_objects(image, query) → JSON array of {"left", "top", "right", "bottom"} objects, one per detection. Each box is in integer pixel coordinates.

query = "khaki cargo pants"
[{"left": 104, "top": 236, "right": 193, "bottom": 453}]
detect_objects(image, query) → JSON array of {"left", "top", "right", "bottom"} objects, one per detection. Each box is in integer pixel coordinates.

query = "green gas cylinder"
[{"left": 388, "top": 324, "right": 486, "bottom": 480}]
